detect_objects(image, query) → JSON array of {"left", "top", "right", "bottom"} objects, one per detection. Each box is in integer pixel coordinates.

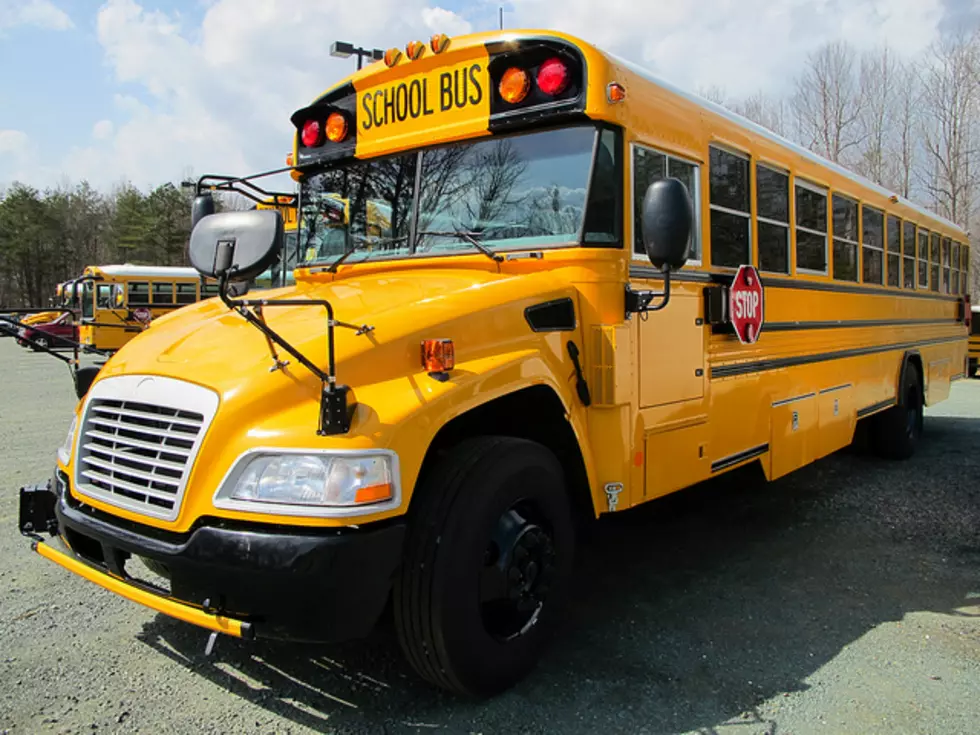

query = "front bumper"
[{"left": 19, "top": 474, "right": 406, "bottom": 643}]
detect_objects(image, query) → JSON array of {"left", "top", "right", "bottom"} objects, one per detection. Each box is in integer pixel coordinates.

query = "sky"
[{"left": 0, "top": 0, "right": 976, "bottom": 193}]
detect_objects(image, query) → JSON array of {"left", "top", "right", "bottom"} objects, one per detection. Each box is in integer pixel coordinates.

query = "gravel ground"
[{"left": 0, "top": 335, "right": 978, "bottom": 735}]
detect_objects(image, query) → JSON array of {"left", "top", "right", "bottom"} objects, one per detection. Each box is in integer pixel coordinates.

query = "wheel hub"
[{"left": 481, "top": 506, "right": 557, "bottom": 640}]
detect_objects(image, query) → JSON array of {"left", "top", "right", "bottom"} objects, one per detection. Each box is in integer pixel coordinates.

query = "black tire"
[
  {"left": 873, "top": 362, "right": 923, "bottom": 460},
  {"left": 394, "top": 436, "right": 575, "bottom": 697},
  {"left": 33, "top": 336, "right": 49, "bottom": 350},
  {"left": 970, "top": 358, "right": 977, "bottom": 378}
]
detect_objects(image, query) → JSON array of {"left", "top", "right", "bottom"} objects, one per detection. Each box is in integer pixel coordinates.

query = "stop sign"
[{"left": 729, "top": 265, "right": 765, "bottom": 344}]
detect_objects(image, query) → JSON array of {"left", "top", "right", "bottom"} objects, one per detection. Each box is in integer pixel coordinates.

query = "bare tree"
[
  {"left": 696, "top": 85, "right": 729, "bottom": 107},
  {"left": 733, "top": 92, "right": 789, "bottom": 137},
  {"left": 888, "top": 61, "right": 921, "bottom": 199},
  {"left": 791, "top": 41, "right": 865, "bottom": 163},
  {"left": 917, "top": 32, "right": 980, "bottom": 229},
  {"left": 857, "top": 46, "right": 896, "bottom": 185}
]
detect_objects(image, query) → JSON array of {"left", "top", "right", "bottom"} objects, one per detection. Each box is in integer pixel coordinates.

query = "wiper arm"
[
  {"left": 417, "top": 230, "right": 503, "bottom": 263},
  {"left": 326, "top": 234, "right": 408, "bottom": 273}
]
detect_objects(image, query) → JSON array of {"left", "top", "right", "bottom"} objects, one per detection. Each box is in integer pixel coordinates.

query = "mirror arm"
[
  {"left": 217, "top": 274, "right": 362, "bottom": 436},
  {"left": 625, "top": 267, "right": 673, "bottom": 319}
]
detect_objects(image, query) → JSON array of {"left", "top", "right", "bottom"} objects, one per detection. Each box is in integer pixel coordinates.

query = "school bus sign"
[
  {"left": 730, "top": 265, "right": 764, "bottom": 344},
  {"left": 355, "top": 50, "right": 491, "bottom": 157}
]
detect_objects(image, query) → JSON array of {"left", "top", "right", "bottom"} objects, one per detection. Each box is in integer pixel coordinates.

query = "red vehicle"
[{"left": 17, "top": 313, "right": 77, "bottom": 350}]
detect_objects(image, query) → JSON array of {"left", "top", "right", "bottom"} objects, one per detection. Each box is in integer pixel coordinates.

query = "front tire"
[
  {"left": 969, "top": 358, "right": 977, "bottom": 378},
  {"left": 394, "top": 436, "right": 574, "bottom": 697},
  {"left": 33, "top": 336, "right": 49, "bottom": 350},
  {"left": 873, "top": 362, "right": 923, "bottom": 460}
]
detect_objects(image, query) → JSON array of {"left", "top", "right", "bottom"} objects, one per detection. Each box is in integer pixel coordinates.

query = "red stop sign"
[{"left": 729, "top": 265, "right": 765, "bottom": 344}]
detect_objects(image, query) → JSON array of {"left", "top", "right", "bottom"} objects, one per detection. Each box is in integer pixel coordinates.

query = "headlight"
[
  {"left": 214, "top": 451, "right": 398, "bottom": 516},
  {"left": 57, "top": 414, "right": 78, "bottom": 465}
]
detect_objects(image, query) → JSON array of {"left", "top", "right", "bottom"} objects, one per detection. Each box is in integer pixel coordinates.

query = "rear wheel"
[
  {"left": 873, "top": 362, "right": 923, "bottom": 460},
  {"left": 394, "top": 436, "right": 574, "bottom": 697},
  {"left": 32, "top": 335, "right": 50, "bottom": 350},
  {"left": 970, "top": 358, "right": 977, "bottom": 378}
]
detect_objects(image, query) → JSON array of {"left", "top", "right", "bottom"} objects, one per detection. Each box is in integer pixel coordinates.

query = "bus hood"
[{"left": 94, "top": 266, "right": 575, "bottom": 419}]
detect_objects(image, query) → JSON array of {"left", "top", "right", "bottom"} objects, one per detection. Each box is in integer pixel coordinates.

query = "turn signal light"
[
  {"left": 406, "top": 40, "right": 425, "bottom": 60},
  {"left": 430, "top": 33, "right": 450, "bottom": 54},
  {"left": 301, "top": 119, "right": 320, "bottom": 147},
  {"left": 285, "top": 152, "right": 294, "bottom": 166},
  {"left": 354, "top": 482, "right": 394, "bottom": 504},
  {"left": 384, "top": 47, "right": 402, "bottom": 67},
  {"left": 537, "top": 57, "right": 569, "bottom": 96},
  {"left": 499, "top": 67, "right": 530, "bottom": 104},
  {"left": 325, "top": 112, "right": 348, "bottom": 142},
  {"left": 607, "top": 82, "right": 626, "bottom": 103},
  {"left": 421, "top": 338, "right": 455, "bottom": 373}
]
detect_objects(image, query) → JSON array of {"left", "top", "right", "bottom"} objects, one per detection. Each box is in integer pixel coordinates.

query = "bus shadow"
[{"left": 136, "top": 413, "right": 980, "bottom": 734}]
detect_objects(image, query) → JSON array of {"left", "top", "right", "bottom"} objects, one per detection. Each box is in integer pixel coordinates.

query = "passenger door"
[{"left": 630, "top": 143, "right": 705, "bottom": 409}]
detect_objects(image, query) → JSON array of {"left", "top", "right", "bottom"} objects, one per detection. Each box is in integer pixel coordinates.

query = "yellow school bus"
[
  {"left": 76, "top": 265, "right": 217, "bottom": 351},
  {"left": 22, "top": 29, "right": 970, "bottom": 698},
  {"left": 253, "top": 198, "right": 301, "bottom": 289},
  {"left": 970, "top": 306, "right": 980, "bottom": 376}
]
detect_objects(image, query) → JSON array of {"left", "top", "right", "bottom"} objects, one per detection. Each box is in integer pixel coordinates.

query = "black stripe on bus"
[
  {"left": 711, "top": 443, "right": 769, "bottom": 473},
  {"left": 819, "top": 383, "right": 852, "bottom": 394},
  {"left": 857, "top": 398, "right": 896, "bottom": 418},
  {"left": 710, "top": 334, "right": 963, "bottom": 379},
  {"left": 771, "top": 392, "right": 816, "bottom": 407},
  {"left": 766, "top": 318, "right": 958, "bottom": 331},
  {"left": 629, "top": 266, "right": 962, "bottom": 302}
]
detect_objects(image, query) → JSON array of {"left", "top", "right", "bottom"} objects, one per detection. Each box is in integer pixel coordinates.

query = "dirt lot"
[{"left": 0, "top": 336, "right": 978, "bottom": 735}]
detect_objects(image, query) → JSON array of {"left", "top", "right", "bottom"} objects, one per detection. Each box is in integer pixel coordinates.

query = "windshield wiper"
[
  {"left": 416, "top": 230, "right": 503, "bottom": 263},
  {"left": 325, "top": 235, "right": 408, "bottom": 273}
]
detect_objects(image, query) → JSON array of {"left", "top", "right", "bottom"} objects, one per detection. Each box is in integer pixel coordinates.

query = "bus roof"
[
  {"left": 606, "top": 50, "right": 967, "bottom": 237},
  {"left": 84, "top": 264, "right": 202, "bottom": 279}
]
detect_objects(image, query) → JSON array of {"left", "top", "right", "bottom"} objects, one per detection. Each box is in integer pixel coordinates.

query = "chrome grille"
[{"left": 73, "top": 375, "right": 219, "bottom": 521}]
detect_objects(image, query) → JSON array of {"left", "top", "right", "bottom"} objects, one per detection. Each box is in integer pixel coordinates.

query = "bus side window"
[
  {"left": 886, "top": 215, "right": 901, "bottom": 288},
  {"left": 709, "top": 146, "right": 751, "bottom": 268},
  {"left": 202, "top": 283, "right": 220, "bottom": 298},
  {"left": 918, "top": 230, "right": 929, "bottom": 289},
  {"left": 942, "top": 237, "right": 951, "bottom": 294},
  {"left": 176, "top": 283, "right": 197, "bottom": 304},
  {"left": 96, "top": 284, "right": 113, "bottom": 309},
  {"left": 832, "top": 195, "right": 858, "bottom": 282},
  {"left": 902, "top": 221, "right": 916, "bottom": 289},
  {"left": 633, "top": 144, "right": 700, "bottom": 262},
  {"left": 129, "top": 282, "right": 150, "bottom": 305},
  {"left": 153, "top": 282, "right": 175, "bottom": 305}
]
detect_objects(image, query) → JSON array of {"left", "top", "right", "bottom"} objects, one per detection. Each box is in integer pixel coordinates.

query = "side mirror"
[
  {"left": 191, "top": 192, "right": 216, "bottom": 230},
  {"left": 641, "top": 178, "right": 693, "bottom": 271},
  {"left": 189, "top": 210, "right": 284, "bottom": 281}
]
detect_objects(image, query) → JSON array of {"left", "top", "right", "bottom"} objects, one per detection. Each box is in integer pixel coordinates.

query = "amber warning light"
[{"left": 421, "top": 339, "right": 455, "bottom": 373}]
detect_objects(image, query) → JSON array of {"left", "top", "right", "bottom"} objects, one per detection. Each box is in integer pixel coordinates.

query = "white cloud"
[
  {"left": 0, "top": 0, "right": 73, "bottom": 31},
  {"left": 421, "top": 7, "right": 472, "bottom": 37},
  {"left": 92, "top": 120, "right": 114, "bottom": 140},
  {"left": 0, "top": 129, "right": 29, "bottom": 156},
  {"left": 510, "top": 0, "right": 945, "bottom": 98},
  {"left": 45, "top": 0, "right": 477, "bottom": 190},
  {"left": 1, "top": 0, "right": 954, "bottom": 191}
]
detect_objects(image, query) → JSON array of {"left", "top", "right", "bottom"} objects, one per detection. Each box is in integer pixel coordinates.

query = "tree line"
[
  {"left": 0, "top": 181, "right": 246, "bottom": 308},
  {"left": 701, "top": 31, "right": 980, "bottom": 294}
]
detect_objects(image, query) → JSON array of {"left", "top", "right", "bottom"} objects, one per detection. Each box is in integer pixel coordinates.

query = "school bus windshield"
[{"left": 299, "top": 124, "right": 617, "bottom": 265}]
